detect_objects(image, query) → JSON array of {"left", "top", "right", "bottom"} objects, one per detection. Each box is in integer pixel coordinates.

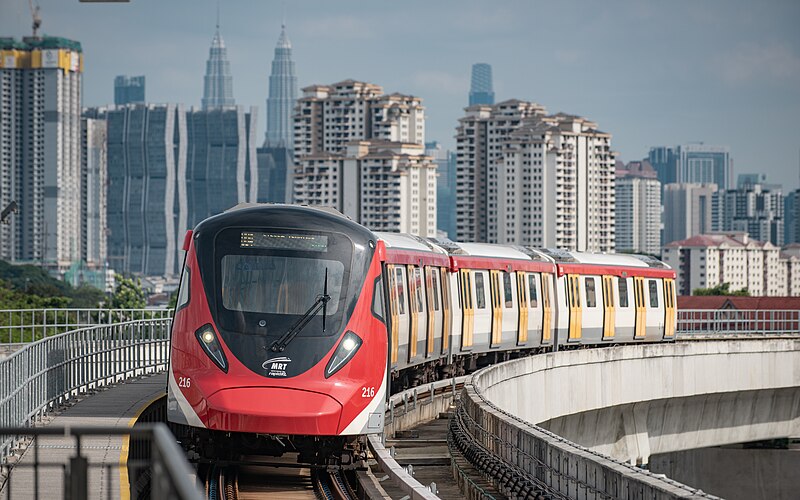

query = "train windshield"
[
  {"left": 213, "top": 227, "right": 356, "bottom": 338},
  {"left": 221, "top": 255, "right": 344, "bottom": 315}
]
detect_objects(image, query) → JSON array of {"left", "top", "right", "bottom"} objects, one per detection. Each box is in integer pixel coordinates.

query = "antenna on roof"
[{"left": 28, "top": 0, "right": 41, "bottom": 37}]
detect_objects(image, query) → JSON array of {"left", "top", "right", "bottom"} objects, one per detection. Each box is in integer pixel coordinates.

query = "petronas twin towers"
[{"left": 201, "top": 19, "right": 297, "bottom": 147}]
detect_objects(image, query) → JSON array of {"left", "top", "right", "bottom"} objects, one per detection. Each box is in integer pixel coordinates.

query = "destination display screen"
[{"left": 240, "top": 231, "right": 328, "bottom": 252}]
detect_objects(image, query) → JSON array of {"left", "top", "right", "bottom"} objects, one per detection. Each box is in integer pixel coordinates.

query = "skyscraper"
[
  {"left": 427, "top": 141, "right": 458, "bottom": 239},
  {"left": 648, "top": 144, "right": 732, "bottom": 190},
  {"left": 114, "top": 75, "right": 145, "bottom": 105},
  {"left": 201, "top": 24, "right": 235, "bottom": 110},
  {"left": 0, "top": 36, "right": 83, "bottom": 269},
  {"left": 80, "top": 117, "right": 107, "bottom": 268},
  {"left": 615, "top": 161, "right": 661, "bottom": 256},
  {"left": 714, "top": 175, "right": 784, "bottom": 246},
  {"left": 469, "top": 63, "right": 495, "bottom": 106},
  {"left": 106, "top": 104, "right": 187, "bottom": 277},
  {"left": 662, "top": 183, "right": 718, "bottom": 245},
  {"left": 185, "top": 106, "right": 259, "bottom": 228},
  {"left": 264, "top": 24, "right": 297, "bottom": 148}
]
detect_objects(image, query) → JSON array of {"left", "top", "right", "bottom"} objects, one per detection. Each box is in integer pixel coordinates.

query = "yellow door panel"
[
  {"left": 603, "top": 275, "right": 615, "bottom": 339},
  {"left": 634, "top": 276, "right": 646, "bottom": 339},
  {"left": 460, "top": 269, "right": 473, "bottom": 349},
  {"left": 489, "top": 270, "right": 502, "bottom": 346},
  {"left": 387, "top": 265, "right": 399, "bottom": 365},
  {"left": 441, "top": 268, "right": 451, "bottom": 352},
  {"left": 568, "top": 274, "right": 582, "bottom": 341},
  {"left": 406, "top": 265, "right": 418, "bottom": 359},
  {"left": 541, "top": 273, "right": 552, "bottom": 342},
  {"left": 425, "top": 267, "right": 435, "bottom": 355},
  {"left": 516, "top": 271, "right": 528, "bottom": 344}
]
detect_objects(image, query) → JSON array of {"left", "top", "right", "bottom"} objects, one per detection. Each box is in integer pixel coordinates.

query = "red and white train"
[{"left": 167, "top": 204, "right": 677, "bottom": 464}]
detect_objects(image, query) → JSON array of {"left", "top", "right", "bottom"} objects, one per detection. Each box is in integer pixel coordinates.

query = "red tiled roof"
[{"left": 678, "top": 296, "right": 800, "bottom": 310}]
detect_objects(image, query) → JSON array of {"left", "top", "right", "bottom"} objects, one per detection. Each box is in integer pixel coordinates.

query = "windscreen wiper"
[{"left": 270, "top": 269, "right": 330, "bottom": 352}]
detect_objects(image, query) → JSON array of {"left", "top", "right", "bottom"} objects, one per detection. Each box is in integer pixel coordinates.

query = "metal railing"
[
  {"left": 0, "top": 424, "right": 202, "bottom": 500},
  {"left": 0, "top": 308, "right": 172, "bottom": 344},
  {"left": 677, "top": 309, "right": 800, "bottom": 336},
  {"left": 0, "top": 318, "right": 171, "bottom": 461}
]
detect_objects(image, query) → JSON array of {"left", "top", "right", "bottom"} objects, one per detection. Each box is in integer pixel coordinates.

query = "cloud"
[{"left": 716, "top": 42, "right": 800, "bottom": 84}]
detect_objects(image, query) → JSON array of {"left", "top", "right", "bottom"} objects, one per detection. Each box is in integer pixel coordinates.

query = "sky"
[{"left": 2, "top": 0, "right": 799, "bottom": 190}]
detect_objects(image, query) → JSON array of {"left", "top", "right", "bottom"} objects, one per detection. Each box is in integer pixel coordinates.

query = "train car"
[
  {"left": 166, "top": 203, "right": 677, "bottom": 466},
  {"left": 538, "top": 249, "right": 678, "bottom": 345},
  {"left": 167, "top": 204, "right": 388, "bottom": 464}
]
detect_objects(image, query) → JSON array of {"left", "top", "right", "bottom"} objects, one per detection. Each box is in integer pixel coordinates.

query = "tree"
[
  {"left": 110, "top": 274, "right": 146, "bottom": 309},
  {"left": 692, "top": 282, "right": 750, "bottom": 296}
]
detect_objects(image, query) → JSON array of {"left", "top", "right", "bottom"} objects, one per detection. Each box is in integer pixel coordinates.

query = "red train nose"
[{"left": 204, "top": 387, "right": 342, "bottom": 435}]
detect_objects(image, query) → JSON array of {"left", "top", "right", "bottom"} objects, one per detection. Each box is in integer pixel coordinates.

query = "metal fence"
[
  {"left": 0, "top": 308, "right": 172, "bottom": 344},
  {"left": 0, "top": 318, "right": 171, "bottom": 461},
  {"left": 677, "top": 309, "right": 800, "bottom": 336},
  {"left": 0, "top": 424, "right": 202, "bottom": 500}
]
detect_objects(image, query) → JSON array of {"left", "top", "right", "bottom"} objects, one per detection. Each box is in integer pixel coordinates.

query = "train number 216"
[{"left": 361, "top": 386, "right": 375, "bottom": 398}]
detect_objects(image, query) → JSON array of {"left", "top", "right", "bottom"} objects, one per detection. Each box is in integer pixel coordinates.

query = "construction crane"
[{"left": 28, "top": 0, "right": 41, "bottom": 37}]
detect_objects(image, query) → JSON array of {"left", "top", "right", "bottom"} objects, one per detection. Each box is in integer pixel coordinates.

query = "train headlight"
[
  {"left": 195, "top": 324, "right": 228, "bottom": 373},
  {"left": 325, "top": 331, "right": 362, "bottom": 378}
]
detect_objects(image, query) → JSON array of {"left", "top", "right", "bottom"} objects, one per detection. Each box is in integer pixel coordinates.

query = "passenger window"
[
  {"left": 528, "top": 274, "right": 538, "bottom": 307},
  {"left": 649, "top": 280, "right": 659, "bottom": 308},
  {"left": 618, "top": 279, "right": 628, "bottom": 308},
  {"left": 475, "top": 272, "right": 486, "bottom": 309},
  {"left": 414, "top": 267, "right": 424, "bottom": 313},
  {"left": 503, "top": 272, "right": 513, "bottom": 308},
  {"left": 395, "top": 268, "right": 406, "bottom": 314},
  {"left": 585, "top": 278, "right": 597, "bottom": 308},
  {"left": 431, "top": 270, "right": 440, "bottom": 311},
  {"left": 372, "top": 276, "right": 384, "bottom": 322}
]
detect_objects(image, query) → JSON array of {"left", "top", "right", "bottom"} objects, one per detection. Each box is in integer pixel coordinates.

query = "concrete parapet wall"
[{"left": 476, "top": 339, "right": 800, "bottom": 426}]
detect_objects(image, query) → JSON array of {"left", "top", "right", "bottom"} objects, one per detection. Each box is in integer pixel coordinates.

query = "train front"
[{"left": 167, "top": 205, "right": 388, "bottom": 463}]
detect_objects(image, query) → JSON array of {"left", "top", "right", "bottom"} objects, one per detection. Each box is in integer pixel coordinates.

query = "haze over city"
[{"left": 1, "top": 0, "right": 799, "bottom": 189}]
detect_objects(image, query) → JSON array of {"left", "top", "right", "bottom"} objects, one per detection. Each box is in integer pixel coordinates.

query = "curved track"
[{"left": 200, "top": 454, "right": 357, "bottom": 500}]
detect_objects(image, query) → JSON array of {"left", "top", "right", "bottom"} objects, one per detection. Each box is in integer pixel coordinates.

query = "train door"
[
  {"left": 602, "top": 275, "right": 615, "bottom": 340},
  {"left": 541, "top": 273, "right": 552, "bottom": 344},
  {"left": 406, "top": 265, "right": 427, "bottom": 362},
  {"left": 459, "top": 269, "right": 474, "bottom": 350},
  {"left": 516, "top": 271, "right": 529, "bottom": 346},
  {"left": 387, "top": 265, "right": 410, "bottom": 366},
  {"left": 566, "top": 274, "right": 582, "bottom": 342},
  {"left": 633, "top": 276, "right": 646, "bottom": 339},
  {"left": 489, "top": 270, "right": 503, "bottom": 347},
  {"left": 425, "top": 266, "right": 443, "bottom": 357},
  {"left": 663, "top": 279, "right": 676, "bottom": 339},
  {"left": 440, "top": 267, "right": 452, "bottom": 354},
  {"left": 615, "top": 277, "right": 635, "bottom": 341},
  {"left": 500, "top": 271, "right": 517, "bottom": 347},
  {"left": 646, "top": 278, "right": 665, "bottom": 340}
]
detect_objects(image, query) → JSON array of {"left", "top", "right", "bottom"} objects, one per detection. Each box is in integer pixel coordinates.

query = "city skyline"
[{"left": 1, "top": 0, "right": 798, "bottom": 190}]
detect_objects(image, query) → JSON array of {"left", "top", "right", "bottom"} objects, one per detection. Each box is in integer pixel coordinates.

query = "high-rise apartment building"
[
  {"left": 714, "top": 175, "right": 784, "bottom": 246},
  {"left": 649, "top": 144, "right": 732, "bottom": 190},
  {"left": 455, "top": 102, "right": 616, "bottom": 252},
  {"left": 663, "top": 232, "right": 785, "bottom": 296},
  {"left": 662, "top": 183, "right": 718, "bottom": 245},
  {"left": 292, "top": 80, "right": 435, "bottom": 236},
  {"left": 106, "top": 104, "right": 187, "bottom": 277},
  {"left": 0, "top": 36, "right": 83, "bottom": 270},
  {"left": 185, "top": 106, "right": 258, "bottom": 228},
  {"left": 201, "top": 26, "right": 235, "bottom": 110},
  {"left": 264, "top": 25, "right": 297, "bottom": 148},
  {"left": 469, "top": 63, "right": 495, "bottom": 106},
  {"left": 455, "top": 100, "right": 546, "bottom": 243},
  {"left": 615, "top": 161, "right": 661, "bottom": 255},
  {"left": 80, "top": 117, "right": 107, "bottom": 268},
  {"left": 114, "top": 75, "right": 145, "bottom": 105}
]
